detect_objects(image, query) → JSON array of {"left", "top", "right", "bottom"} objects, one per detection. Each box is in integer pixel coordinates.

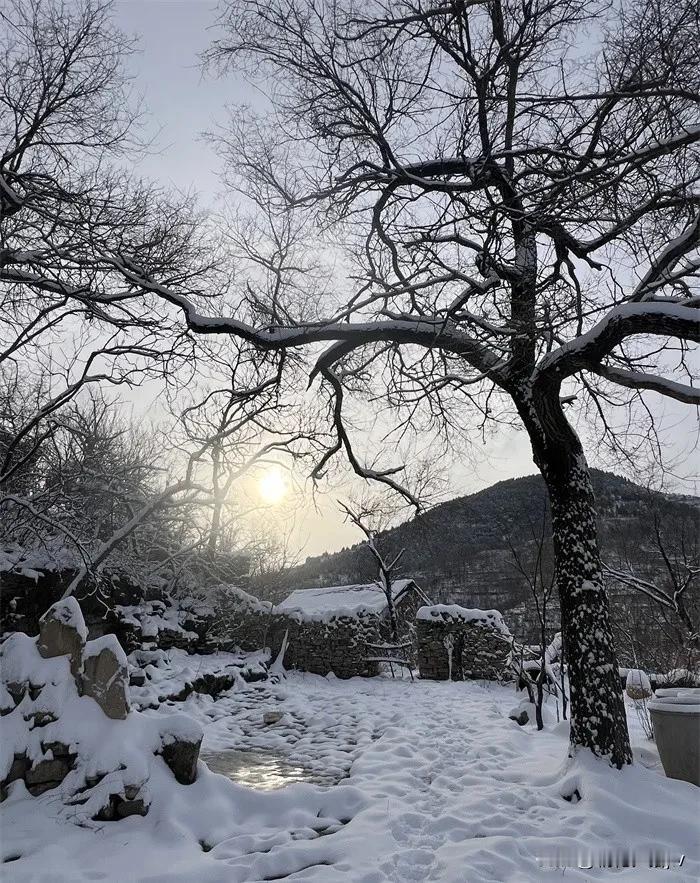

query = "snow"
[
  {"left": 648, "top": 688, "right": 700, "bottom": 714},
  {"left": 3, "top": 663, "right": 698, "bottom": 881},
  {"left": 127, "top": 646, "right": 269, "bottom": 710},
  {"left": 416, "top": 603, "right": 511, "bottom": 634},
  {"left": 84, "top": 633, "right": 128, "bottom": 666},
  {"left": 276, "top": 579, "right": 418, "bottom": 621},
  {"left": 39, "top": 596, "right": 88, "bottom": 641}
]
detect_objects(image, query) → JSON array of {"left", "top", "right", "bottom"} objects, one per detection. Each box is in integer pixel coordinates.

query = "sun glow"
[{"left": 259, "top": 468, "right": 287, "bottom": 505}]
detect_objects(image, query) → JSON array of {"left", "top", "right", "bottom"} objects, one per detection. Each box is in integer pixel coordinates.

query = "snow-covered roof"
[{"left": 275, "top": 579, "right": 422, "bottom": 621}]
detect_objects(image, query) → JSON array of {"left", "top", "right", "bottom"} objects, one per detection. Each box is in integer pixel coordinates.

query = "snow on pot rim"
[
  {"left": 648, "top": 688, "right": 700, "bottom": 714},
  {"left": 654, "top": 687, "right": 700, "bottom": 699}
]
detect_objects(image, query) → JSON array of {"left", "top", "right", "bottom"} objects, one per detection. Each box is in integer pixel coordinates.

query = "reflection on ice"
[{"left": 201, "top": 748, "right": 337, "bottom": 790}]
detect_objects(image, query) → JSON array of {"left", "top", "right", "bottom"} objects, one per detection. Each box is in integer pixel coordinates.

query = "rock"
[
  {"left": 25, "top": 757, "right": 71, "bottom": 787},
  {"left": 160, "top": 737, "right": 201, "bottom": 785},
  {"left": 92, "top": 791, "right": 150, "bottom": 821},
  {"left": 80, "top": 635, "right": 130, "bottom": 720},
  {"left": 24, "top": 710, "right": 58, "bottom": 727},
  {"left": 37, "top": 597, "right": 87, "bottom": 677},
  {"left": 263, "top": 710, "right": 284, "bottom": 725},
  {"left": 129, "top": 671, "right": 146, "bottom": 687},
  {"left": 509, "top": 707, "right": 529, "bottom": 726},
  {"left": 158, "top": 716, "right": 203, "bottom": 785},
  {"left": 2, "top": 754, "right": 28, "bottom": 792},
  {"left": 115, "top": 796, "right": 148, "bottom": 818},
  {"left": 41, "top": 740, "right": 73, "bottom": 758}
]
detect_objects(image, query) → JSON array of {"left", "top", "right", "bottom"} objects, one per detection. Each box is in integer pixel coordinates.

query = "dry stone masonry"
[
  {"left": 416, "top": 604, "right": 512, "bottom": 681},
  {"left": 267, "top": 611, "right": 384, "bottom": 679}
]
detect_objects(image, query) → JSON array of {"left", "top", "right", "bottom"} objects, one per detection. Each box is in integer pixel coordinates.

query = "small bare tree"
[
  {"left": 340, "top": 500, "right": 406, "bottom": 641},
  {"left": 506, "top": 505, "right": 566, "bottom": 730},
  {"left": 604, "top": 509, "right": 699, "bottom": 674}
]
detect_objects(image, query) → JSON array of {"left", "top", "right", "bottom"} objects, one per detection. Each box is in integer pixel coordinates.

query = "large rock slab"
[
  {"left": 80, "top": 634, "right": 130, "bottom": 719},
  {"left": 37, "top": 597, "right": 87, "bottom": 677}
]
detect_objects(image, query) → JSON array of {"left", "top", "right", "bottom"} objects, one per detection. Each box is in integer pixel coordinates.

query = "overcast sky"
[{"left": 110, "top": 1, "right": 699, "bottom": 560}]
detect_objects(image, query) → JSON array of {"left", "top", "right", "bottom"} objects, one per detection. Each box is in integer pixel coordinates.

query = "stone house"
[
  {"left": 268, "top": 579, "right": 430, "bottom": 679},
  {"left": 416, "top": 604, "right": 512, "bottom": 681}
]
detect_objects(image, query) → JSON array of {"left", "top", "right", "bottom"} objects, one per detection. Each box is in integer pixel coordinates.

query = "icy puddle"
[{"left": 201, "top": 748, "right": 338, "bottom": 790}]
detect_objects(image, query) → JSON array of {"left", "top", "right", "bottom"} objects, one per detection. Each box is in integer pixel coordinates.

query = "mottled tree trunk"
[
  {"left": 519, "top": 383, "right": 632, "bottom": 767},
  {"left": 543, "top": 456, "right": 632, "bottom": 767}
]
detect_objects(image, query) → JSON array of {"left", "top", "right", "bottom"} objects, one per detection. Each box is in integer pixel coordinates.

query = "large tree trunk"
[{"left": 520, "top": 385, "right": 632, "bottom": 767}]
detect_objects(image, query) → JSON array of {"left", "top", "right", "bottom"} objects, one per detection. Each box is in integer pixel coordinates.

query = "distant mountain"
[{"left": 262, "top": 471, "right": 699, "bottom": 625}]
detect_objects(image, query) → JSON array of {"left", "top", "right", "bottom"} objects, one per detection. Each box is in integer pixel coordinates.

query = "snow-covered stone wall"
[
  {"left": 267, "top": 590, "right": 424, "bottom": 679},
  {"left": 416, "top": 605, "right": 512, "bottom": 681}
]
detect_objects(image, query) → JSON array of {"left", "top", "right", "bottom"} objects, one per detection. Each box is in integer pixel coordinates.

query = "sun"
[{"left": 259, "top": 468, "right": 287, "bottom": 505}]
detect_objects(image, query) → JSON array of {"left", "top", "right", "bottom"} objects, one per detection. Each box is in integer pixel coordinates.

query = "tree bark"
[{"left": 520, "top": 382, "right": 632, "bottom": 767}]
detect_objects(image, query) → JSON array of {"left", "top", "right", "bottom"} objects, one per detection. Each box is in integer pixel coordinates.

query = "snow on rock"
[
  {"left": 416, "top": 603, "right": 511, "bottom": 634},
  {"left": 115, "top": 598, "right": 203, "bottom": 650},
  {"left": 83, "top": 632, "right": 128, "bottom": 666},
  {"left": 36, "top": 597, "right": 87, "bottom": 677},
  {"left": 0, "top": 616, "right": 205, "bottom": 822},
  {"left": 276, "top": 579, "right": 417, "bottom": 622},
  {"left": 127, "top": 646, "right": 269, "bottom": 709},
  {"left": 81, "top": 635, "right": 131, "bottom": 720},
  {"left": 39, "top": 597, "right": 87, "bottom": 640}
]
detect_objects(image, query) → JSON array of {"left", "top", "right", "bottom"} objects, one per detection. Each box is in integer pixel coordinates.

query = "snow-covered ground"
[{"left": 3, "top": 669, "right": 699, "bottom": 882}]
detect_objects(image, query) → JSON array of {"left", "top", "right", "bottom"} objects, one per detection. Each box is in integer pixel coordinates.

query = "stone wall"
[
  {"left": 0, "top": 563, "right": 216, "bottom": 655},
  {"left": 416, "top": 605, "right": 512, "bottom": 681},
  {"left": 267, "top": 611, "right": 382, "bottom": 679},
  {"left": 265, "top": 593, "right": 421, "bottom": 679},
  {"left": 208, "top": 585, "right": 275, "bottom": 652}
]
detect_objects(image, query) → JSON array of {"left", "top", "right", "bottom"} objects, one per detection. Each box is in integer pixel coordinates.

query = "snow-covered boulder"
[
  {"left": 1, "top": 604, "right": 204, "bottom": 821},
  {"left": 81, "top": 635, "right": 130, "bottom": 720},
  {"left": 156, "top": 715, "right": 203, "bottom": 785},
  {"left": 37, "top": 597, "right": 87, "bottom": 677}
]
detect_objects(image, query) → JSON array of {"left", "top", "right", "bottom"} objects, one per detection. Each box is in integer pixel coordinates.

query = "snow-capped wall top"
[
  {"left": 276, "top": 579, "right": 419, "bottom": 621},
  {"left": 39, "top": 597, "right": 88, "bottom": 641},
  {"left": 219, "top": 584, "right": 273, "bottom": 614},
  {"left": 416, "top": 604, "right": 510, "bottom": 635}
]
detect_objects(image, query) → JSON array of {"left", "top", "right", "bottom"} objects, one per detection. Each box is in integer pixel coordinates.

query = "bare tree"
[
  {"left": 604, "top": 508, "right": 699, "bottom": 671},
  {"left": 4, "top": 0, "right": 699, "bottom": 768},
  {"left": 506, "top": 505, "right": 565, "bottom": 729},
  {"left": 340, "top": 499, "right": 406, "bottom": 640},
  {"left": 144, "top": 0, "right": 699, "bottom": 768}
]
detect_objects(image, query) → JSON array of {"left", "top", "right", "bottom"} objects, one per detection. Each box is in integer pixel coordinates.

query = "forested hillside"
[{"left": 269, "top": 471, "right": 699, "bottom": 618}]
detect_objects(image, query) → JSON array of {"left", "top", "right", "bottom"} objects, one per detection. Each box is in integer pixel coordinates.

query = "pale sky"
[{"left": 110, "top": 1, "right": 699, "bottom": 560}]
